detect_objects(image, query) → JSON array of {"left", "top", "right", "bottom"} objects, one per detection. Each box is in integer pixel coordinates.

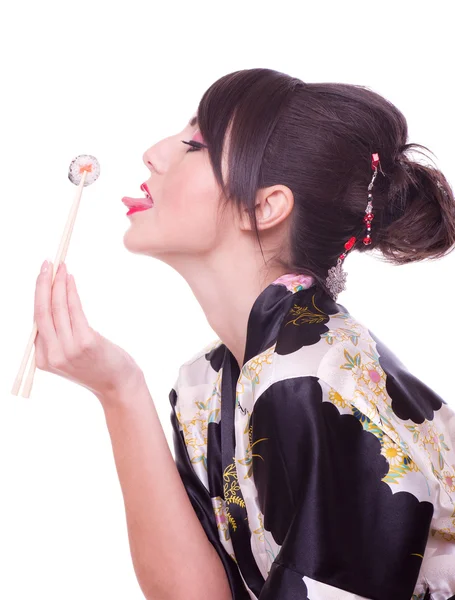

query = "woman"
[{"left": 34, "top": 68, "right": 455, "bottom": 599}]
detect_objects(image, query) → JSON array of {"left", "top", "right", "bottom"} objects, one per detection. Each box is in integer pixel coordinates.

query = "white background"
[{"left": 1, "top": 0, "right": 454, "bottom": 598}]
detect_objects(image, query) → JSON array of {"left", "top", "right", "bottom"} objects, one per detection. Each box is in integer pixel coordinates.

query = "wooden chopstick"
[{"left": 11, "top": 170, "right": 88, "bottom": 398}]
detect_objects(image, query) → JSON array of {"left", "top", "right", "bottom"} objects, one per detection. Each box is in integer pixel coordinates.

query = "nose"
[
  {"left": 142, "top": 128, "right": 184, "bottom": 173},
  {"left": 142, "top": 149, "right": 158, "bottom": 172}
]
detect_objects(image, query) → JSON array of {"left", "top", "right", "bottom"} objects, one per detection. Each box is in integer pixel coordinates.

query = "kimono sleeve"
[
  {"left": 168, "top": 386, "right": 251, "bottom": 600},
  {"left": 251, "top": 375, "right": 434, "bottom": 600}
]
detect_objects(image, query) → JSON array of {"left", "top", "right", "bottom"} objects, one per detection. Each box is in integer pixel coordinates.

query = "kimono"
[{"left": 168, "top": 272, "right": 455, "bottom": 600}]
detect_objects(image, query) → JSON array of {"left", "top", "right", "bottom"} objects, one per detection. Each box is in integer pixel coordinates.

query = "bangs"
[{"left": 195, "top": 69, "right": 301, "bottom": 212}]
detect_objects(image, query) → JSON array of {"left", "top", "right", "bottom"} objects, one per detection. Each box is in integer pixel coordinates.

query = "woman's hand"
[{"left": 33, "top": 260, "right": 144, "bottom": 405}]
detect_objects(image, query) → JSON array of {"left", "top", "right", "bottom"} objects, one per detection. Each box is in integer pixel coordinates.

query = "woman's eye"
[{"left": 181, "top": 140, "right": 207, "bottom": 153}]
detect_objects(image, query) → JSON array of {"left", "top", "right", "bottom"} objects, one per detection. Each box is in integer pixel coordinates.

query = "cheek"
[{"left": 164, "top": 162, "right": 219, "bottom": 229}]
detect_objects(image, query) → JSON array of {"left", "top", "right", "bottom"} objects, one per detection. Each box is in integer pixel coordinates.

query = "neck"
[{"left": 169, "top": 256, "right": 289, "bottom": 370}]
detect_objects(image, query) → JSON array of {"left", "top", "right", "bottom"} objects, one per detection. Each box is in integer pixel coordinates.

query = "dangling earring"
[{"left": 325, "top": 153, "right": 382, "bottom": 301}]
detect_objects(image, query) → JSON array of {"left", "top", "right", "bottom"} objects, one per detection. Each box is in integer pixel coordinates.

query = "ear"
[{"left": 239, "top": 185, "right": 294, "bottom": 232}]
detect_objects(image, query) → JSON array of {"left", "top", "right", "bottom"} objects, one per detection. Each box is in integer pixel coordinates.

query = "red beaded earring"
[{"left": 325, "top": 153, "right": 382, "bottom": 300}]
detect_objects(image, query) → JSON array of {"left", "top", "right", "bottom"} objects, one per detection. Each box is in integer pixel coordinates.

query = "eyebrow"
[{"left": 189, "top": 115, "right": 198, "bottom": 127}]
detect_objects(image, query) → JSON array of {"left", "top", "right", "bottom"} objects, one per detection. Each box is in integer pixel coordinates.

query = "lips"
[{"left": 122, "top": 182, "right": 154, "bottom": 209}]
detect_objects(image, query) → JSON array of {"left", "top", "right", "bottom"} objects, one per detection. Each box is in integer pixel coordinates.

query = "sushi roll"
[{"left": 68, "top": 154, "right": 100, "bottom": 186}]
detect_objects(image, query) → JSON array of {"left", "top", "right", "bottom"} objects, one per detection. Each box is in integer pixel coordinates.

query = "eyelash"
[{"left": 181, "top": 140, "right": 207, "bottom": 153}]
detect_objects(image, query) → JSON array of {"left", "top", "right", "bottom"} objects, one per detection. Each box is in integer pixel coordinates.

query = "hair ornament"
[{"left": 326, "top": 153, "right": 383, "bottom": 300}]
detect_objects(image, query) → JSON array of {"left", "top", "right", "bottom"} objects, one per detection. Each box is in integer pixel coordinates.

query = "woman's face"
[{"left": 123, "top": 114, "right": 233, "bottom": 266}]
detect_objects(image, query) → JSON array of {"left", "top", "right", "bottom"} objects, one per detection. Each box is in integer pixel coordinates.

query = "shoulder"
[
  {"left": 234, "top": 302, "right": 373, "bottom": 428},
  {"left": 266, "top": 295, "right": 374, "bottom": 397},
  {"left": 180, "top": 337, "right": 224, "bottom": 369},
  {"left": 173, "top": 337, "right": 225, "bottom": 394}
]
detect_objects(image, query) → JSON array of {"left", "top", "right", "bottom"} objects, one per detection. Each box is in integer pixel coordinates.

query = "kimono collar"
[{"left": 241, "top": 272, "right": 317, "bottom": 367}]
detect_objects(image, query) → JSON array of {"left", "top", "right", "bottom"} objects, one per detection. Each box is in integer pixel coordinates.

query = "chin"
[
  {"left": 122, "top": 230, "right": 148, "bottom": 255},
  {"left": 122, "top": 231, "right": 166, "bottom": 257}
]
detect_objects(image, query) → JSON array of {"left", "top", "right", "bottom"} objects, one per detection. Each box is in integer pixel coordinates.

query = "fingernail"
[{"left": 41, "top": 260, "right": 49, "bottom": 274}]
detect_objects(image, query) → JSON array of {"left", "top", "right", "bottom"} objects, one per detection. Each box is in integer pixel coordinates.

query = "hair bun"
[{"left": 376, "top": 147, "right": 455, "bottom": 265}]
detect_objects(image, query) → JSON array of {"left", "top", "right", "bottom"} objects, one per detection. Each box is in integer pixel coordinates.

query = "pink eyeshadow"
[{"left": 193, "top": 129, "right": 205, "bottom": 144}]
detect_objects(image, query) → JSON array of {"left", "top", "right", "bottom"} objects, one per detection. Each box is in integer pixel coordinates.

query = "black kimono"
[{"left": 169, "top": 272, "right": 455, "bottom": 599}]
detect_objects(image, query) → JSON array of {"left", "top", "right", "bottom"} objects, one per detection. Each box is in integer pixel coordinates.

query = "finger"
[
  {"left": 67, "top": 273, "right": 92, "bottom": 338},
  {"left": 35, "top": 331, "right": 47, "bottom": 369},
  {"left": 34, "top": 260, "right": 58, "bottom": 349},
  {"left": 51, "top": 262, "right": 74, "bottom": 353}
]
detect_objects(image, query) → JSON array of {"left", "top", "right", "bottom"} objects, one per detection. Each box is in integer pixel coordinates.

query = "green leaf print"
[{"left": 341, "top": 348, "right": 362, "bottom": 370}]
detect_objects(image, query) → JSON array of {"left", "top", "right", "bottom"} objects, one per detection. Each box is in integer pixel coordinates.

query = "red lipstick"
[{"left": 126, "top": 206, "right": 150, "bottom": 216}]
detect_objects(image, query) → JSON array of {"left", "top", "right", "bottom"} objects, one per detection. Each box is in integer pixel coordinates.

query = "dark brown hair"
[{"left": 195, "top": 68, "right": 455, "bottom": 294}]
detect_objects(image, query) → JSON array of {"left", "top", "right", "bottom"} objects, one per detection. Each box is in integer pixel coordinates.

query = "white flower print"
[
  {"left": 381, "top": 439, "right": 405, "bottom": 467},
  {"left": 419, "top": 420, "right": 435, "bottom": 444}
]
